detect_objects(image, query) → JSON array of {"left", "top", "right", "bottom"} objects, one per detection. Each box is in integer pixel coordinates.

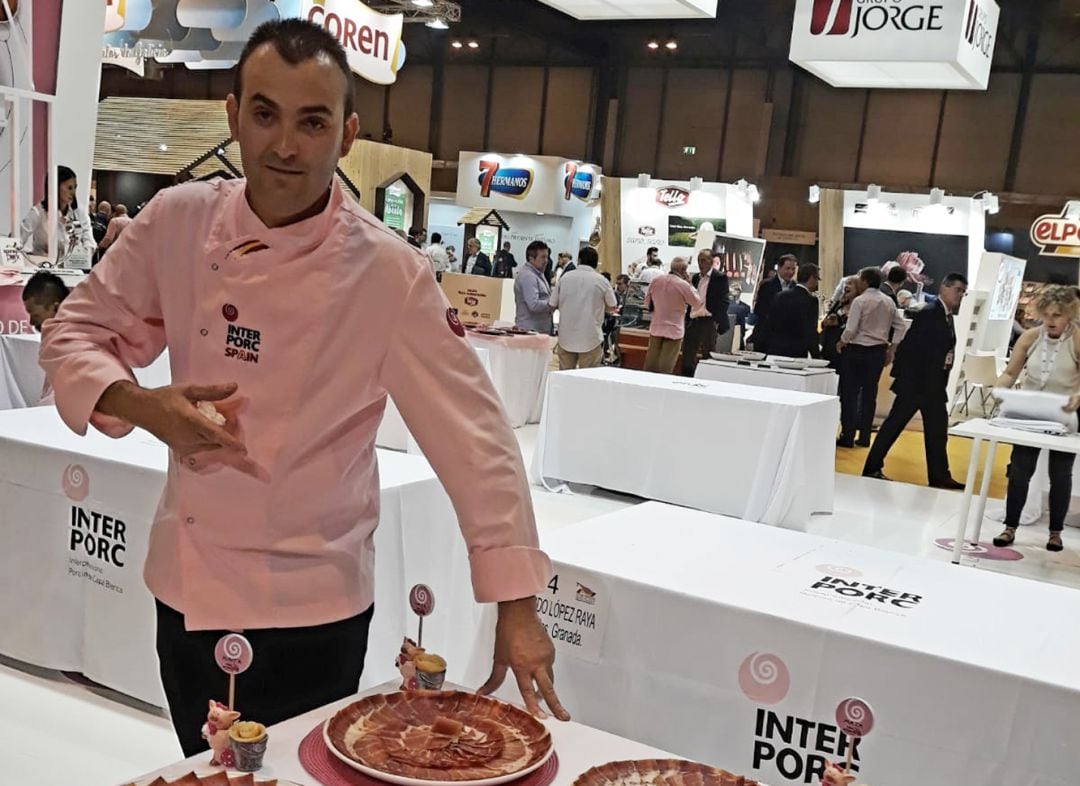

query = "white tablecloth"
[
  {"left": 533, "top": 367, "right": 838, "bottom": 529},
  {"left": 0, "top": 332, "right": 172, "bottom": 410},
  {"left": 0, "top": 407, "right": 480, "bottom": 708},
  {"left": 695, "top": 359, "right": 839, "bottom": 396},
  {"left": 465, "top": 502, "right": 1080, "bottom": 786},
  {"left": 467, "top": 332, "right": 555, "bottom": 428},
  {"left": 131, "top": 681, "right": 676, "bottom": 786}
]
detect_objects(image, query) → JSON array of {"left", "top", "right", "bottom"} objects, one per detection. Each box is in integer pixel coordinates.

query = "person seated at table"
[
  {"left": 757, "top": 263, "right": 820, "bottom": 360},
  {"left": 20, "top": 165, "right": 95, "bottom": 259},
  {"left": 21, "top": 271, "right": 70, "bottom": 332},
  {"left": 992, "top": 286, "right": 1080, "bottom": 552},
  {"left": 643, "top": 257, "right": 704, "bottom": 374}
]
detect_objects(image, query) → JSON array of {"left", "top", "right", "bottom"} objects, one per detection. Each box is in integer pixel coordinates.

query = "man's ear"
[
  {"left": 226, "top": 94, "right": 240, "bottom": 140},
  {"left": 340, "top": 112, "right": 360, "bottom": 158}
]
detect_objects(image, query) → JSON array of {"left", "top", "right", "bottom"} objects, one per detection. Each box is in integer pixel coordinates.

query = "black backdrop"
[{"left": 843, "top": 228, "right": 970, "bottom": 294}]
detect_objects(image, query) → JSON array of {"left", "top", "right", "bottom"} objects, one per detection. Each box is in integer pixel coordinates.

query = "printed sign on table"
[{"left": 536, "top": 565, "right": 609, "bottom": 664}]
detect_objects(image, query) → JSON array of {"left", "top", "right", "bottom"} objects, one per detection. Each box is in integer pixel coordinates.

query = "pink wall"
[{"left": 32, "top": 0, "right": 62, "bottom": 203}]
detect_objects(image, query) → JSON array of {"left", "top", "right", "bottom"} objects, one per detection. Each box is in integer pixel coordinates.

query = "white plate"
[
  {"left": 733, "top": 350, "right": 766, "bottom": 361},
  {"left": 773, "top": 361, "right": 808, "bottom": 370},
  {"left": 803, "top": 359, "right": 831, "bottom": 368},
  {"left": 322, "top": 715, "right": 555, "bottom": 786},
  {"left": 709, "top": 353, "right": 745, "bottom": 363}
]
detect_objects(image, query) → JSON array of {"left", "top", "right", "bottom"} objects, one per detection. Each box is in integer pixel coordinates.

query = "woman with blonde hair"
[{"left": 993, "top": 285, "right": 1080, "bottom": 551}]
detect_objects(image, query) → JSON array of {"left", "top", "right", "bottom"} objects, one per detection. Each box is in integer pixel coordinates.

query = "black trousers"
[
  {"left": 681, "top": 318, "right": 718, "bottom": 376},
  {"left": 863, "top": 391, "right": 951, "bottom": 484},
  {"left": 1006, "top": 446, "right": 1076, "bottom": 532},
  {"left": 156, "top": 600, "right": 374, "bottom": 757},
  {"left": 838, "top": 345, "right": 886, "bottom": 442}
]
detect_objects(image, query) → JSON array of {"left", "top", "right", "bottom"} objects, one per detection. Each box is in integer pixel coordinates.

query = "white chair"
[{"left": 952, "top": 353, "right": 1000, "bottom": 418}]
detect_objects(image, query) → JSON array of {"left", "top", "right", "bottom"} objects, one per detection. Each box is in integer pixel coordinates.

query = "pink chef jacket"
[{"left": 40, "top": 179, "right": 551, "bottom": 631}]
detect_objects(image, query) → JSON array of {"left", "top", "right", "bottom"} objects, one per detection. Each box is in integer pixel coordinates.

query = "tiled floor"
[{"left": 4, "top": 425, "right": 1080, "bottom": 785}]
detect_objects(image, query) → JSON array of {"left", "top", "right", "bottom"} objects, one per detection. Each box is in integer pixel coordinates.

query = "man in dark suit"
[
  {"left": 764, "top": 264, "right": 821, "bottom": 359},
  {"left": 493, "top": 242, "right": 518, "bottom": 278},
  {"left": 681, "top": 249, "right": 731, "bottom": 376},
  {"left": 751, "top": 253, "right": 798, "bottom": 352},
  {"left": 863, "top": 272, "right": 969, "bottom": 489},
  {"left": 462, "top": 237, "right": 492, "bottom": 276},
  {"left": 880, "top": 265, "right": 907, "bottom": 307}
]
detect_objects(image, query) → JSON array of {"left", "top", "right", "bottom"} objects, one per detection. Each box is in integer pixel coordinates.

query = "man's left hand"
[
  {"left": 477, "top": 597, "right": 570, "bottom": 721},
  {"left": 1064, "top": 395, "right": 1080, "bottom": 413}
]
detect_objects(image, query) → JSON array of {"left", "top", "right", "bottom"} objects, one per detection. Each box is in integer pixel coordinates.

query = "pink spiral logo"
[
  {"left": 214, "top": 633, "right": 253, "bottom": 675},
  {"left": 738, "top": 652, "right": 790, "bottom": 705},
  {"left": 409, "top": 584, "right": 435, "bottom": 616},
  {"left": 835, "top": 697, "right": 875, "bottom": 737},
  {"left": 816, "top": 564, "right": 863, "bottom": 578},
  {"left": 62, "top": 464, "right": 89, "bottom": 502},
  {"left": 222, "top": 303, "right": 239, "bottom": 322}
]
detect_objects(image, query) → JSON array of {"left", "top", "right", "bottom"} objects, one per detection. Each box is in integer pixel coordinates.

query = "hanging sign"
[
  {"left": 301, "top": 0, "right": 405, "bottom": 85},
  {"left": 1030, "top": 203, "right": 1080, "bottom": 258}
]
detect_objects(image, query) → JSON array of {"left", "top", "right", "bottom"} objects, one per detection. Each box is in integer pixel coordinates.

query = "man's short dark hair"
[
  {"left": 886, "top": 266, "right": 908, "bottom": 285},
  {"left": 647, "top": 246, "right": 658, "bottom": 257},
  {"left": 601, "top": 271, "right": 611, "bottom": 281},
  {"left": 617, "top": 274, "right": 631, "bottom": 284},
  {"left": 431, "top": 232, "right": 442, "bottom": 244},
  {"left": 942, "top": 272, "right": 969, "bottom": 288},
  {"left": 22, "top": 272, "right": 69, "bottom": 304},
  {"left": 578, "top": 246, "right": 599, "bottom": 269},
  {"left": 797, "top": 264, "right": 820, "bottom": 285},
  {"left": 778, "top": 254, "right": 798, "bottom": 267},
  {"left": 859, "top": 266, "right": 883, "bottom": 289},
  {"left": 235, "top": 19, "right": 355, "bottom": 119},
  {"left": 526, "top": 240, "right": 550, "bottom": 261}
]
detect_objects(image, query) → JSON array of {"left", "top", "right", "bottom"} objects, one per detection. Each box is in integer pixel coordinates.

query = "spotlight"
[
  {"left": 159, "top": 143, "right": 168, "bottom": 152},
  {"left": 867, "top": 184, "right": 882, "bottom": 204},
  {"left": 426, "top": 18, "right": 449, "bottom": 29},
  {"left": 467, "top": 40, "right": 479, "bottom": 49},
  {"left": 647, "top": 40, "right": 659, "bottom": 50},
  {"left": 412, "top": 0, "right": 434, "bottom": 6},
  {"left": 808, "top": 185, "right": 821, "bottom": 204},
  {"left": 665, "top": 40, "right": 678, "bottom": 50},
  {"left": 451, "top": 40, "right": 462, "bottom": 48},
  {"left": 637, "top": 173, "right": 652, "bottom": 189},
  {"left": 689, "top": 176, "right": 703, "bottom": 192}
]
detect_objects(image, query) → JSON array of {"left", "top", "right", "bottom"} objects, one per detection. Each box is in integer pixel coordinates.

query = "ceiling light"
[
  {"left": 426, "top": 18, "right": 449, "bottom": 29},
  {"left": 216, "top": 147, "right": 224, "bottom": 155},
  {"left": 808, "top": 185, "right": 821, "bottom": 204},
  {"left": 637, "top": 173, "right": 652, "bottom": 189},
  {"left": 451, "top": 40, "right": 462, "bottom": 48},
  {"left": 536, "top": 212, "right": 545, "bottom": 216},
  {"left": 689, "top": 176, "right": 703, "bottom": 192},
  {"left": 159, "top": 143, "right": 168, "bottom": 152},
  {"left": 665, "top": 40, "right": 678, "bottom": 50},
  {"left": 867, "top": 184, "right": 882, "bottom": 204},
  {"left": 647, "top": 40, "right": 659, "bottom": 50},
  {"left": 467, "top": 40, "right": 479, "bottom": 49},
  {"left": 411, "top": 0, "right": 435, "bottom": 6}
]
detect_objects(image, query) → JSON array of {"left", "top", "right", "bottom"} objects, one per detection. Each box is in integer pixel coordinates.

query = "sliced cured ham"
[
  {"left": 326, "top": 691, "right": 552, "bottom": 782},
  {"left": 572, "top": 760, "right": 759, "bottom": 786},
  {"left": 127, "top": 775, "right": 287, "bottom": 786}
]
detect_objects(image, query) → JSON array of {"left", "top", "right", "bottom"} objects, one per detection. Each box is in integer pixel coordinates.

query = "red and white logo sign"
[
  {"left": 655, "top": 187, "right": 690, "bottom": 209},
  {"left": 222, "top": 304, "right": 239, "bottom": 322},
  {"left": 811, "top": 0, "right": 852, "bottom": 36},
  {"left": 1031, "top": 205, "right": 1080, "bottom": 258}
]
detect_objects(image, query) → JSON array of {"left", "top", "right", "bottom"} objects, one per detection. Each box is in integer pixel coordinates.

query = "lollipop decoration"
[
  {"left": 215, "top": 633, "right": 254, "bottom": 710},
  {"left": 834, "top": 697, "right": 875, "bottom": 777},
  {"left": 409, "top": 583, "right": 435, "bottom": 648}
]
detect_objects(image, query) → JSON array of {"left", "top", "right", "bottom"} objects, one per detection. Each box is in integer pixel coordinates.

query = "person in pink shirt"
[
  {"left": 642, "top": 257, "right": 704, "bottom": 374},
  {"left": 97, "top": 203, "right": 133, "bottom": 253},
  {"left": 39, "top": 20, "right": 566, "bottom": 756}
]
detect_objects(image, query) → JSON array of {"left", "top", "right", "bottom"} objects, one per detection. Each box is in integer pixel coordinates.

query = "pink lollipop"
[
  {"left": 409, "top": 584, "right": 435, "bottom": 617},
  {"left": 215, "top": 633, "right": 254, "bottom": 676},
  {"left": 835, "top": 697, "right": 875, "bottom": 738}
]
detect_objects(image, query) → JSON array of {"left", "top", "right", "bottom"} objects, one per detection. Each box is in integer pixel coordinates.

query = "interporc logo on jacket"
[
  {"left": 810, "top": 0, "right": 945, "bottom": 38},
  {"left": 221, "top": 304, "right": 262, "bottom": 364},
  {"left": 738, "top": 652, "right": 862, "bottom": 784}
]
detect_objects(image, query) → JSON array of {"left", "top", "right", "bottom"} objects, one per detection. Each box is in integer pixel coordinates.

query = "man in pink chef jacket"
[{"left": 39, "top": 19, "right": 567, "bottom": 756}]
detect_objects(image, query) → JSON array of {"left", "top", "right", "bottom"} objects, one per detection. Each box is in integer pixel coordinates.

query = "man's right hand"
[{"left": 97, "top": 380, "right": 246, "bottom": 460}]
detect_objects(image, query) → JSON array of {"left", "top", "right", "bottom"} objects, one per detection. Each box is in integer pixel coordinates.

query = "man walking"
[{"left": 550, "top": 246, "right": 616, "bottom": 370}]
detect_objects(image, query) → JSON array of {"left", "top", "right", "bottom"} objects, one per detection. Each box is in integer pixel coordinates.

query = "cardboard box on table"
[{"left": 440, "top": 272, "right": 515, "bottom": 326}]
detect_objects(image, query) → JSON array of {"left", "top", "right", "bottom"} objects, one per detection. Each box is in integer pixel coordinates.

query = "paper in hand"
[{"left": 992, "top": 388, "right": 1074, "bottom": 429}]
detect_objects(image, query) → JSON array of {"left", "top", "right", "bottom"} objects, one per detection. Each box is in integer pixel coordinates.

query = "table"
[
  {"left": 0, "top": 407, "right": 479, "bottom": 708},
  {"left": 129, "top": 682, "right": 676, "bottom": 786},
  {"left": 462, "top": 502, "right": 1080, "bottom": 786},
  {"left": 0, "top": 332, "right": 172, "bottom": 410},
  {"left": 695, "top": 359, "right": 839, "bottom": 396},
  {"left": 377, "top": 345, "right": 493, "bottom": 452},
  {"left": 533, "top": 367, "right": 838, "bottom": 529},
  {"left": 948, "top": 418, "right": 1080, "bottom": 563},
  {"left": 466, "top": 331, "right": 555, "bottom": 428}
]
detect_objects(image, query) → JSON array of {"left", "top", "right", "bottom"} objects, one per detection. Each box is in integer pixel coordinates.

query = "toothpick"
[
  {"left": 228, "top": 673, "right": 236, "bottom": 711},
  {"left": 844, "top": 736, "right": 854, "bottom": 773},
  {"left": 418, "top": 615, "right": 424, "bottom": 649}
]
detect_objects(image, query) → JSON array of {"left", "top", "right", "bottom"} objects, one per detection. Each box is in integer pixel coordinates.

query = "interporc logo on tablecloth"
[
  {"left": 62, "top": 464, "right": 89, "bottom": 502},
  {"left": 61, "top": 466, "right": 127, "bottom": 593},
  {"left": 737, "top": 651, "right": 862, "bottom": 784},
  {"left": 802, "top": 566, "right": 923, "bottom": 615}
]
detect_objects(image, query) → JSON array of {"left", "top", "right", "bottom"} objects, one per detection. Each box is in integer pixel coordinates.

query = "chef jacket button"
[
  {"left": 200, "top": 329, "right": 208, "bottom": 336},
  {"left": 185, "top": 516, "right": 195, "bottom": 525},
  {"left": 211, "top": 263, "right": 220, "bottom": 271},
  {"left": 188, "top": 458, "right": 197, "bottom": 467}
]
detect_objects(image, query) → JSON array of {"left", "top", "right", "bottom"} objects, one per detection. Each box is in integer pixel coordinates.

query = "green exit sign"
[{"left": 682, "top": 145, "right": 696, "bottom": 155}]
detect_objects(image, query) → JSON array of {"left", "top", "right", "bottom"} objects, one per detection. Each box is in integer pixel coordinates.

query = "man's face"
[
  {"left": 226, "top": 44, "right": 359, "bottom": 228},
  {"left": 697, "top": 254, "right": 712, "bottom": 276},
  {"left": 24, "top": 296, "right": 58, "bottom": 332},
  {"left": 805, "top": 276, "right": 819, "bottom": 294},
  {"left": 467, "top": 240, "right": 479, "bottom": 256},
  {"left": 533, "top": 250, "right": 550, "bottom": 271},
  {"left": 616, "top": 281, "right": 628, "bottom": 295},
  {"left": 939, "top": 281, "right": 967, "bottom": 311},
  {"left": 778, "top": 259, "right": 797, "bottom": 282},
  {"left": 647, "top": 250, "right": 658, "bottom": 263}
]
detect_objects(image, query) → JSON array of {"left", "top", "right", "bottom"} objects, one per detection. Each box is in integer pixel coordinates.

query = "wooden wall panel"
[
  {"left": 619, "top": 67, "right": 664, "bottom": 176},
  {"left": 859, "top": 90, "right": 940, "bottom": 187},
  {"left": 1015, "top": 74, "right": 1080, "bottom": 196},
  {"left": 934, "top": 74, "right": 1019, "bottom": 192},
  {"left": 489, "top": 67, "right": 545, "bottom": 153},
  {"left": 387, "top": 66, "right": 432, "bottom": 152},
  {"left": 656, "top": 69, "right": 725, "bottom": 181},
  {"left": 542, "top": 68, "right": 593, "bottom": 160},
  {"left": 818, "top": 188, "right": 845, "bottom": 298},
  {"left": 439, "top": 65, "right": 488, "bottom": 161},
  {"left": 792, "top": 81, "right": 863, "bottom": 182},
  {"left": 338, "top": 139, "right": 432, "bottom": 221},
  {"left": 720, "top": 69, "right": 769, "bottom": 183}
]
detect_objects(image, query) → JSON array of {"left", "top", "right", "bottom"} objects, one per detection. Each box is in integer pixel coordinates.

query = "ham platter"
[
  {"left": 573, "top": 760, "right": 760, "bottom": 786},
  {"left": 324, "top": 691, "right": 553, "bottom": 786}
]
